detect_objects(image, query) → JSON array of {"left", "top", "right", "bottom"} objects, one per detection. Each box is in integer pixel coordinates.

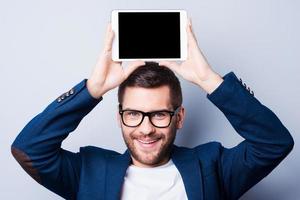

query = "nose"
[{"left": 139, "top": 116, "right": 155, "bottom": 135}]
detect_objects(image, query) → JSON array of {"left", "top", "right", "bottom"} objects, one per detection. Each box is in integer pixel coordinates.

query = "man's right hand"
[{"left": 87, "top": 23, "right": 145, "bottom": 99}]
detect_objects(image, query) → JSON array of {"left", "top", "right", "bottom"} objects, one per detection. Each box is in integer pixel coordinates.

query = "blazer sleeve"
[
  {"left": 207, "top": 72, "right": 294, "bottom": 199},
  {"left": 11, "top": 79, "right": 102, "bottom": 199}
]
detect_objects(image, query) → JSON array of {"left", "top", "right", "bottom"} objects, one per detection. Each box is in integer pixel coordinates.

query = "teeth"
[{"left": 138, "top": 139, "right": 158, "bottom": 144}]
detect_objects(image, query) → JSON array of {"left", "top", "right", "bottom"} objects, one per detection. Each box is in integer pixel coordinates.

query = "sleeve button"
[{"left": 69, "top": 89, "right": 75, "bottom": 95}]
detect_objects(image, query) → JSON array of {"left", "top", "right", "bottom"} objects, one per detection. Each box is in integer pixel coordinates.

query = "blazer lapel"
[
  {"left": 104, "top": 146, "right": 204, "bottom": 200},
  {"left": 171, "top": 145, "right": 204, "bottom": 200},
  {"left": 105, "top": 150, "right": 131, "bottom": 200}
]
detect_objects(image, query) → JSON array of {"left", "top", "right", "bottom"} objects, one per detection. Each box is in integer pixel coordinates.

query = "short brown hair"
[{"left": 118, "top": 62, "right": 182, "bottom": 109}]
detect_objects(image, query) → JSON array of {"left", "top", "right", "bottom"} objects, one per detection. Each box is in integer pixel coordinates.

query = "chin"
[
  {"left": 138, "top": 152, "right": 162, "bottom": 165},
  {"left": 131, "top": 144, "right": 172, "bottom": 167}
]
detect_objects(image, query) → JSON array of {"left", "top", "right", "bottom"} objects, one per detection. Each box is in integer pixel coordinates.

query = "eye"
[
  {"left": 125, "top": 111, "right": 141, "bottom": 117},
  {"left": 153, "top": 112, "right": 168, "bottom": 119}
]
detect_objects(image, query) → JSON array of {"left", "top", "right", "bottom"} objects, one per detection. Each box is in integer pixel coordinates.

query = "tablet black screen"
[{"left": 118, "top": 12, "right": 181, "bottom": 59}]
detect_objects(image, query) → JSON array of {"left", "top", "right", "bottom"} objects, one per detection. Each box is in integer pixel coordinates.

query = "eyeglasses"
[{"left": 119, "top": 105, "right": 180, "bottom": 128}]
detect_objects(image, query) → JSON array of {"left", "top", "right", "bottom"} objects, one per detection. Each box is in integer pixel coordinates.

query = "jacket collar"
[
  {"left": 105, "top": 149, "right": 131, "bottom": 200},
  {"left": 105, "top": 145, "right": 203, "bottom": 200},
  {"left": 171, "top": 145, "right": 203, "bottom": 200}
]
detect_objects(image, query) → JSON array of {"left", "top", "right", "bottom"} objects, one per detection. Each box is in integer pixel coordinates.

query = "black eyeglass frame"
[{"left": 118, "top": 104, "right": 180, "bottom": 128}]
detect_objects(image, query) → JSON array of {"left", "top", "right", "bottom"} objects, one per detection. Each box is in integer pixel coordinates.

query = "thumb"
[
  {"left": 103, "top": 23, "right": 114, "bottom": 52},
  {"left": 186, "top": 18, "right": 199, "bottom": 49}
]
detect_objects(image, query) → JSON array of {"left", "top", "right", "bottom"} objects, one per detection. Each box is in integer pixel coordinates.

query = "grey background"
[{"left": 1, "top": 0, "right": 299, "bottom": 199}]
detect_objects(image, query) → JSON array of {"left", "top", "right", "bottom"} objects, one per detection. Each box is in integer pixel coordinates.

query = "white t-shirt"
[{"left": 120, "top": 159, "right": 188, "bottom": 200}]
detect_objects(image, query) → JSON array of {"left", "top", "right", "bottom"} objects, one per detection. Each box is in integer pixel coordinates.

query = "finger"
[
  {"left": 158, "top": 61, "right": 180, "bottom": 74},
  {"left": 124, "top": 60, "right": 145, "bottom": 78},
  {"left": 187, "top": 17, "right": 192, "bottom": 28},
  {"left": 103, "top": 23, "right": 114, "bottom": 52}
]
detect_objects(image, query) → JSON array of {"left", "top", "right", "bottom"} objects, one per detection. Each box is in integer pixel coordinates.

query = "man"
[{"left": 11, "top": 19, "right": 294, "bottom": 200}]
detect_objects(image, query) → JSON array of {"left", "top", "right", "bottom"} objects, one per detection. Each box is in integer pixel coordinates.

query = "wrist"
[
  {"left": 195, "top": 71, "right": 223, "bottom": 94},
  {"left": 86, "top": 79, "right": 105, "bottom": 99}
]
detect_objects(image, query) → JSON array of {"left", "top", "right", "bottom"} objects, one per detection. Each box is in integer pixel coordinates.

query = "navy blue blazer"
[{"left": 11, "top": 72, "right": 294, "bottom": 200}]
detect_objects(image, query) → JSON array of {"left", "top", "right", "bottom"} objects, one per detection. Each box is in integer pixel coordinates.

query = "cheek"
[
  {"left": 167, "top": 120, "right": 177, "bottom": 133},
  {"left": 121, "top": 126, "right": 136, "bottom": 139},
  {"left": 157, "top": 128, "right": 176, "bottom": 143},
  {"left": 165, "top": 124, "right": 177, "bottom": 141}
]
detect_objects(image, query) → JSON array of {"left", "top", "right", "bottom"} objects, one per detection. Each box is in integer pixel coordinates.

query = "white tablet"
[{"left": 111, "top": 10, "right": 187, "bottom": 61}]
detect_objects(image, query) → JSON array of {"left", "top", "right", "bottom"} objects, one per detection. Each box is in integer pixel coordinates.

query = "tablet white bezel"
[{"left": 111, "top": 9, "right": 187, "bottom": 62}]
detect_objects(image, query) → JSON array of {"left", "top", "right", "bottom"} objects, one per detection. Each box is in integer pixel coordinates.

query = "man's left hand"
[{"left": 159, "top": 18, "right": 223, "bottom": 94}]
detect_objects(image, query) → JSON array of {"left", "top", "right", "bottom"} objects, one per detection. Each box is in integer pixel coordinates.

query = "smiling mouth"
[
  {"left": 136, "top": 138, "right": 161, "bottom": 148},
  {"left": 138, "top": 139, "right": 159, "bottom": 144}
]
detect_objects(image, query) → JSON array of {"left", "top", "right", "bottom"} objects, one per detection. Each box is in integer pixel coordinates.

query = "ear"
[{"left": 175, "top": 106, "right": 185, "bottom": 129}]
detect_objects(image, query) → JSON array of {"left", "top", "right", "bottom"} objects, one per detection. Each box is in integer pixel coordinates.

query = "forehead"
[{"left": 122, "top": 86, "right": 172, "bottom": 111}]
